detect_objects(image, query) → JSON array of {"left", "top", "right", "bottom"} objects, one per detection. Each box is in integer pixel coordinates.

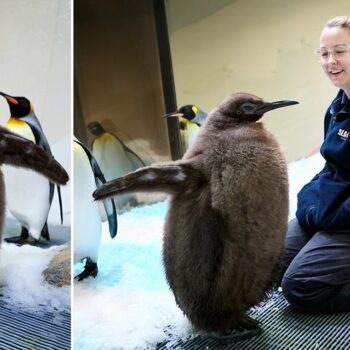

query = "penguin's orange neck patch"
[{"left": 6, "top": 117, "right": 26, "bottom": 127}]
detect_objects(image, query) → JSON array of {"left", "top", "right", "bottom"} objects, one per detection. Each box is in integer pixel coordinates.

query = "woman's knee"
[
  {"left": 281, "top": 275, "right": 340, "bottom": 311},
  {"left": 281, "top": 275, "right": 306, "bottom": 309}
]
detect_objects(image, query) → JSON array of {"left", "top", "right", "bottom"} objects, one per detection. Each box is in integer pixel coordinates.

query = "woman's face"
[{"left": 319, "top": 26, "right": 350, "bottom": 97}]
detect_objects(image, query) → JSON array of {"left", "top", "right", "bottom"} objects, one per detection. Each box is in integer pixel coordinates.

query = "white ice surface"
[
  {"left": 0, "top": 135, "right": 71, "bottom": 312},
  {"left": 0, "top": 242, "right": 70, "bottom": 312},
  {"left": 74, "top": 153, "right": 324, "bottom": 350}
]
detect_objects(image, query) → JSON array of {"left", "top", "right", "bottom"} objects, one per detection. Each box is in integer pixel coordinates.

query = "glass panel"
[
  {"left": 74, "top": 0, "right": 171, "bottom": 166},
  {"left": 165, "top": 0, "right": 349, "bottom": 161}
]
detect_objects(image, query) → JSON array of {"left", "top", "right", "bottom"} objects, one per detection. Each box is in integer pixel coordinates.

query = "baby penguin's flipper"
[
  {"left": 0, "top": 126, "right": 69, "bottom": 185},
  {"left": 93, "top": 162, "right": 204, "bottom": 201}
]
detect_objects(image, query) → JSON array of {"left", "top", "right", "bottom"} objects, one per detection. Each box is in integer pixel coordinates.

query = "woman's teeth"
[{"left": 330, "top": 69, "right": 343, "bottom": 75}]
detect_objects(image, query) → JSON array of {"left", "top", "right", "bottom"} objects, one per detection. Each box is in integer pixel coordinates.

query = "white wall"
[
  {"left": 167, "top": 0, "right": 349, "bottom": 161},
  {"left": 0, "top": 0, "right": 71, "bottom": 224}
]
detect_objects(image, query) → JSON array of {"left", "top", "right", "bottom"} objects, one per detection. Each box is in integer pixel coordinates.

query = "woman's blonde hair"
[{"left": 325, "top": 16, "right": 350, "bottom": 29}]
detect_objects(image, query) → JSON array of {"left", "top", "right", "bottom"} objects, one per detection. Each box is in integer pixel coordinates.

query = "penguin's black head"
[
  {"left": 164, "top": 105, "right": 202, "bottom": 130},
  {"left": 218, "top": 93, "right": 298, "bottom": 123},
  {"left": 178, "top": 105, "right": 198, "bottom": 122},
  {"left": 88, "top": 121, "right": 105, "bottom": 136},
  {"left": 0, "top": 92, "right": 32, "bottom": 118},
  {"left": 164, "top": 105, "right": 198, "bottom": 121}
]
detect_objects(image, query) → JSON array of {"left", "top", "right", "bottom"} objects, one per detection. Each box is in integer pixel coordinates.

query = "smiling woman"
[
  {"left": 318, "top": 17, "right": 350, "bottom": 97},
  {"left": 281, "top": 16, "right": 350, "bottom": 314}
]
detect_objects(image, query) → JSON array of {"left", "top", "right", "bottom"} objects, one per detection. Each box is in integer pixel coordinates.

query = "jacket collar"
[{"left": 330, "top": 90, "right": 350, "bottom": 115}]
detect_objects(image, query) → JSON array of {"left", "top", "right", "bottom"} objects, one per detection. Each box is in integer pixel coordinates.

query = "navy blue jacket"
[{"left": 296, "top": 90, "right": 350, "bottom": 231}]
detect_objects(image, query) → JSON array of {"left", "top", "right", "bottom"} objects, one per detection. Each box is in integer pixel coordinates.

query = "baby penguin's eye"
[{"left": 237, "top": 102, "right": 256, "bottom": 115}]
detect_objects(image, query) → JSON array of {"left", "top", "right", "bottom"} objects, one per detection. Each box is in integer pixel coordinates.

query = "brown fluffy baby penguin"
[
  {"left": 0, "top": 126, "right": 69, "bottom": 241},
  {"left": 93, "top": 93, "right": 298, "bottom": 341}
]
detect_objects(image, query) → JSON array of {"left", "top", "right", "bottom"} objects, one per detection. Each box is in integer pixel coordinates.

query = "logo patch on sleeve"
[{"left": 338, "top": 129, "right": 349, "bottom": 140}]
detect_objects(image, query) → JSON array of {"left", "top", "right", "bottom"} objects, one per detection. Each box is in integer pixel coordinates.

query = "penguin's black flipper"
[
  {"left": 108, "top": 132, "right": 146, "bottom": 170},
  {"left": 124, "top": 146, "right": 146, "bottom": 170},
  {"left": 74, "top": 258, "right": 98, "bottom": 281},
  {"left": 0, "top": 126, "right": 69, "bottom": 185},
  {"left": 93, "top": 162, "right": 204, "bottom": 201},
  {"left": 22, "top": 114, "right": 65, "bottom": 224},
  {"left": 74, "top": 139, "right": 118, "bottom": 238},
  {"left": 41, "top": 222, "right": 50, "bottom": 241},
  {"left": 21, "top": 114, "right": 51, "bottom": 154}
]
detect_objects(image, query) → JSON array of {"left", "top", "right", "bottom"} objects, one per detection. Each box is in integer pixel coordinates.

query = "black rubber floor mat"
[
  {"left": 0, "top": 300, "right": 70, "bottom": 350},
  {"left": 156, "top": 291, "right": 350, "bottom": 350}
]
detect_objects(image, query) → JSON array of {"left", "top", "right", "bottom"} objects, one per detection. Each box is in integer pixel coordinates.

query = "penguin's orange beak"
[
  {"left": 0, "top": 92, "right": 19, "bottom": 105},
  {"left": 5, "top": 96, "right": 19, "bottom": 105},
  {"left": 164, "top": 112, "right": 184, "bottom": 119}
]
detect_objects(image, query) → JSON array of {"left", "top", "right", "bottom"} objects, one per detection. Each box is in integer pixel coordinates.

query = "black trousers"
[{"left": 281, "top": 218, "right": 350, "bottom": 313}]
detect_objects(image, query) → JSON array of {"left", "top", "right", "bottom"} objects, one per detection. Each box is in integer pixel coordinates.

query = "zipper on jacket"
[{"left": 305, "top": 206, "right": 317, "bottom": 227}]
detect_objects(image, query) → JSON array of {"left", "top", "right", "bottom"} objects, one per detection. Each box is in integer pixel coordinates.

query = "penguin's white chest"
[
  {"left": 3, "top": 166, "right": 50, "bottom": 223},
  {"left": 73, "top": 142, "right": 101, "bottom": 263},
  {"left": 92, "top": 134, "right": 136, "bottom": 211},
  {"left": 2, "top": 119, "right": 50, "bottom": 238},
  {"left": 187, "top": 122, "right": 200, "bottom": 147},
  {"left": 93, "top": 134, "right": 132, "bottom": 180},
  {"left": 5, "top": 118, "right": 35, "bottom": 142}
]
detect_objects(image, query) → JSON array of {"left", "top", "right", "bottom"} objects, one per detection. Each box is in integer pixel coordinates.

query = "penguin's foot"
[
  {"left": 74, "top": 259, "right": 98, "bottom": 281},
  {"left": 236, "top": 315, "right": 262, "bottom": 331},
  {"left": 20, "top": 226, "right": 29, "bottom": 240},
  {"left": 41, "top": 230, "right": 50, "bottom": 241},
  {"left": 4, "top": 235, "right": 39, "bottom": 246},
  {"left": 208, "top": 316, "right": 262, "bottom": 344},
  {"left": 41, "top": 222, "right": 50, "bottom": 241},
  {"left": 4, "top": 235, "right": 27, "bottom": 245}
]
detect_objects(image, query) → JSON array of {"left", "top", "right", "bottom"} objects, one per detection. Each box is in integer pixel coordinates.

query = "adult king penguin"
[
  {"left": 0, "top": 91, "right": 64, "bottom": 245},
  {"left": 88, "top": 121, "right": 145, "bottom": 210},
  {"left": 73, "top": 138, "right": 117, "bottom": 281},
  {"left": 94, "top": 92, "right": 298, "bottom": 342},
  {"left": 165, "top": 105, "right": 207, "bottom": 150},
  {"left": 0, "top": 126, "right": 68, "bottom": 242}
]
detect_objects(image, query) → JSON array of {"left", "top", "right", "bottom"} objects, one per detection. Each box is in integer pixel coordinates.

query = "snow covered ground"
[
  {"left": 74, "top": 153, "right": 325, "bottom": 350},
  {"left": 0, "top": 136, "right": 71, "bottom": 313},
  {"left": 0, "top": 241, "right": 70, "bottom": 311}
]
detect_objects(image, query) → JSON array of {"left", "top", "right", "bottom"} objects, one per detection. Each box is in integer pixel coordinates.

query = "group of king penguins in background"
[
  {"left": 0, "top": 91, "right": 204, "bottom": 282},
  {"left": 73, "top": 100, "right": 207, "bottom": 280},
  {"left": 0, "top": 90, "right": 149, "bottom": 281},
  {"left": 73, "top": 105, "right": 206, "bottom": 281},
  {"left": 74, "top": 105, "right": 207, "bottom": 280},
  {"left": 75, "top": 104, "right": 206, "bottom": 279},
  {"left": 73, "top": 105, "right": 206, "bottom": 280}
]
